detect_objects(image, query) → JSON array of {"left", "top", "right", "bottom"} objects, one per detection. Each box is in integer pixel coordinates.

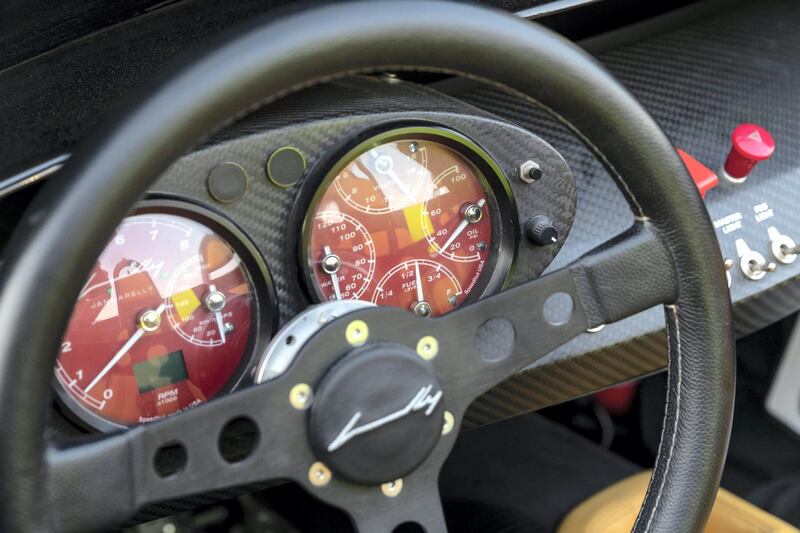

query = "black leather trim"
[
  {"left": 571, "top": 224, "right": 677, "bottom": 327},
  {"left": 0, "top": 2, "right": 734, "bottom": 531}
]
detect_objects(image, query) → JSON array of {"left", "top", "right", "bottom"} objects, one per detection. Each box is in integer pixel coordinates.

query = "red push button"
[
  {"left": 721, "top": 123, "right": 775, "bottom": 183},
  {"left": 677, "top": 148, "right": 718, "bottom": 198}
]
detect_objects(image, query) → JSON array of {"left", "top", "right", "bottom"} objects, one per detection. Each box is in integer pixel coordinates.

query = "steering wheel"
[{"left": 0, "top": 2, "right": 735, "bottom": 532}]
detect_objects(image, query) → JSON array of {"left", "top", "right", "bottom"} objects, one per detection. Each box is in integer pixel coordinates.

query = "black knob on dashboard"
[{"left": 525, "top": 215, "right": 559, "bottom": 246}]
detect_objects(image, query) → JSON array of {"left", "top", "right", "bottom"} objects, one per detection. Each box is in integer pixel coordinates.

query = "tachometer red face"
[
  {"left": 306, "top": 134, "right": 494, "bottom": 317},
  {"left": 55, "top": 211, "right": 256, "bottom": 429}
]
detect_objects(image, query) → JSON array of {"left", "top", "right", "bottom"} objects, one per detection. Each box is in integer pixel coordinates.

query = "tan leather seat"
[{"left": 559, "top": 471, "right": 798, "bottom": 533}]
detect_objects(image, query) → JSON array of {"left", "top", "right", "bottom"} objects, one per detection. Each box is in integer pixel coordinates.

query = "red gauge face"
[
  {"left": 55, "top": 212, "right": 256, "bottom": 428},
  {"left": 307, "top": 134, "right": 494, "bottom": 317}
]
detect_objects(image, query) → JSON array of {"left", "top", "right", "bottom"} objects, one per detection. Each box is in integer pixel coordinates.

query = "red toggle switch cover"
[
  {"left": 677, "top": 148, "right": 718, "bottom": 198},
  {"left": 722, "top": 123, "right": 775, "bottom": 183}
]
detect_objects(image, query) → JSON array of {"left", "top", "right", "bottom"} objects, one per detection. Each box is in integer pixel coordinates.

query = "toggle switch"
[
  {"left": 735, "top": 238, "right": 776, "bottom": 281},
  {"left": 677, "top": 149, "right": 718, "bottom": 198},
  {"left": 720, "top": 123, "right": 775, "bottom": 184},
  {"left": 768, "top": 227, "right": 798, "bottom": 264}
]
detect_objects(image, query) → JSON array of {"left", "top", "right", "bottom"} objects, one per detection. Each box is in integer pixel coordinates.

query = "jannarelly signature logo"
[{"left": 327, "top": 384, "right": 443, "bottom": 452}]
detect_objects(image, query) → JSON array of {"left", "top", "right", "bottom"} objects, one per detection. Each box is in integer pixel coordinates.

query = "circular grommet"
[
  {"left": 267, "top": 147, "right": 306, "bottom": 188},
  {"left": 416, "top": 336, "right": 438, "bottom": 360},
  {"left": 207, "top": 162, "right": 248, "bottom": 203},
  {"left": 345, "top": 320, "right": 369, "bottom": 346},
  {"left": 308, "top": 461, "right": 332, "bottom": 487},
  {"left": 381, "top": 478, "right": 403, "bottom": 497}
]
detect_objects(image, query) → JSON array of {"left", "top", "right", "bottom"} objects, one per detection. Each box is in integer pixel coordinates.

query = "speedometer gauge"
[
  {"left": 302, "top": 126, "right": 513, "bottom": 317},
  {"left": 54, "top": 201, "right": 273, "bottom": 431}
]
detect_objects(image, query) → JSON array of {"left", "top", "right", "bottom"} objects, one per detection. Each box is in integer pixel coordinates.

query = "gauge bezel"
[
  {"left": 52, "top": 197, "right": 277, "bottom": 433},
  {"left": 296, "top": 123, "right": 517, "bottom": 311}
]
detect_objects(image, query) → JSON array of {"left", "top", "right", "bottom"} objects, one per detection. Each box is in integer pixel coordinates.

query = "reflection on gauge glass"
[
  {"left": 305, "top": 128, "right": 504, "bottom": 317},
  {"left": 54, "top": 207, "right": 264, "bottom": 430},
  {"left": 334, "top": 141, "right": 428, "bottom": 214}
]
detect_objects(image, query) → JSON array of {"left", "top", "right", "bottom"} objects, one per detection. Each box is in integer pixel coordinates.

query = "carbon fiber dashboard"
[
  {"left": 149, "top": 79, "right": 577, "bottom": 327},
  {"left": 458, "top": 0, "right": 800, "bottom": 425},
  {"left": 3, "top": 0, "right": 798, "bottom": 431}
]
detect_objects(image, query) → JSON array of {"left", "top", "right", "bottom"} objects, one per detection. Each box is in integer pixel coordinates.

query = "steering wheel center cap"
[{"left": 308, "top": 343, "right": 445, "bottom": 485}]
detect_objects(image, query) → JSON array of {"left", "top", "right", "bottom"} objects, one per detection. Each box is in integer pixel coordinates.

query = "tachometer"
[
  {"left": 303, "top": 126, "right": 511, "bottom": 317},
  {"left": 54, "top": 202, "right": 272, "bottom": 430}
]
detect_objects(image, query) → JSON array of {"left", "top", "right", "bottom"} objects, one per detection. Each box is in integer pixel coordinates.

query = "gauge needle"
[
  {"left": 371, "top": 150, "right": 415, "bottom": 201},
  {"left": 84, "top": 303, "right": 166, "bottom": 393},
  {"left": 415, "top": 261, "right": 425, "bottom": 303},
  {"left": 324, "top": 246, "right": 343, "bottom": 300},
  {"left": 209, "top": 284, "right": 226, "bottom": 344},
  {"left": 436, "top": 198, "right": 486, "bottom": 256}
]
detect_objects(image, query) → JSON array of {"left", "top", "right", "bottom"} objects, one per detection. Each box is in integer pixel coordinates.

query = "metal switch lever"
[
  {"left": 747, "top": 259, "right": 777, "bottom": 275},
  {"left": 783, "top": 244, "right": 800, "bottom": 255},
  {"left": 768, "top": 226, "right": 798, "bottom": 264},
  {"left": 735, "top": 238, "right": 776, "bottom": 281}
]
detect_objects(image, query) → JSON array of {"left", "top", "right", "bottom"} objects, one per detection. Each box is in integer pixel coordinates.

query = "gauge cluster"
[
  {"left": 51, "top": 79, "right": 577, "bottom": 433},
  {"left": 303, "top": 129, "right": 510, "bottom": 317}
]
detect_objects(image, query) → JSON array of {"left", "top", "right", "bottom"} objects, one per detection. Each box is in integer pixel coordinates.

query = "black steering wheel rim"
[{"left": 0, "top": 2, "right": 734, "bottom": 531}]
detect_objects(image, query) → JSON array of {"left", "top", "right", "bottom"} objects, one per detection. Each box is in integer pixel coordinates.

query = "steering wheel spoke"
[
  {"left": 568, "top": 223, "right": 678, "bottom": 328},
  {"left": 317, "top": 223, "right": 678, "bottom": 416},
  {"left": 346, "top": 482, "right": 447, "bottom": 533},
  {"left": 302, "top": 467, "right": 448, "bottom": 532},
  {"left": 46, "top": 376, "right": 315, "bottom": 532}
]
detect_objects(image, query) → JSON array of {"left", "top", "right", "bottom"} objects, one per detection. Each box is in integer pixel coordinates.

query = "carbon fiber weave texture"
[
  {"left": 153, "top": 78, "right": 577, "bottom": 326},
  {"left": 462, "top": 0, "right": 800, "bottom": 423}
]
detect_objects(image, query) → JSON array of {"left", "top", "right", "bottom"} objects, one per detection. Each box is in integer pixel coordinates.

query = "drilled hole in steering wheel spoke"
[
  {"left": 218, "top": 416, "right": 260, "bottom": 463},
  {"left": 542, "top": 292, "right": 574, "bottom": 326},
  {"left": 153, "top": 442, "right": 187, "bottom": 478},
  {"left": 393, "top": 522, "right": 425, "bottom": 533},
  {"left": 474, "top": 318, "right": 515, "bottom": 363}
]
